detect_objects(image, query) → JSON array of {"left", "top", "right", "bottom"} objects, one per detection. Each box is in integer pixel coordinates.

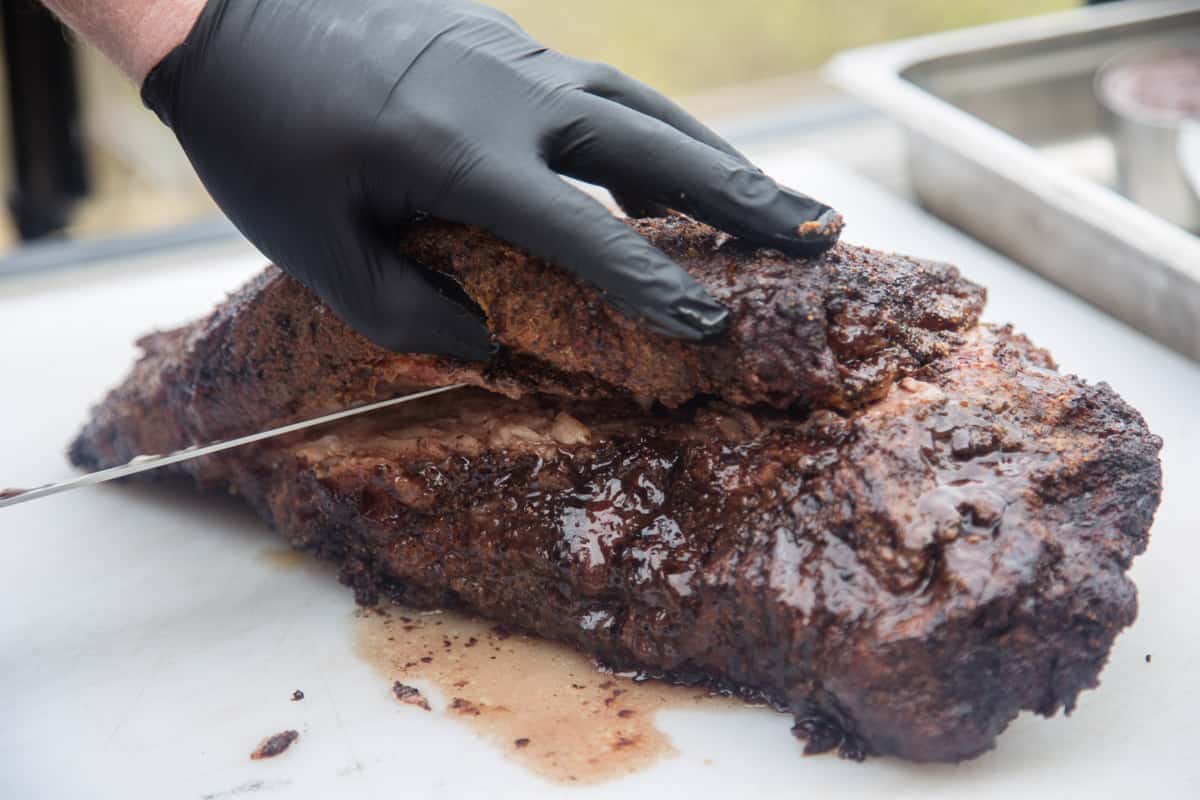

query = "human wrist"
[
  {"left": 41, "top": 0, "right": 208, "bottom": 84},
  {"left": 127, "top": 0, "right": 208, "bottom": 84}
]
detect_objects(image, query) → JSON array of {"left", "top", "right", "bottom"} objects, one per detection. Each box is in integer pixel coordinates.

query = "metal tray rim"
[{"left": 825, "top": 0, "right": 1200, "bottom": 283}]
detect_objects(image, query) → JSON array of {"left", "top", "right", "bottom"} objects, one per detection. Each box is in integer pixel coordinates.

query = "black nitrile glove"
[{"left": 143, "top": 0, "right": 843, "bottom": 361}]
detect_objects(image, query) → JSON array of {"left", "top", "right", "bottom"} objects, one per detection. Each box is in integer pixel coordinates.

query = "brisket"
[{"left": 69, "top": 220, "right": 1160, "bottom": 763}]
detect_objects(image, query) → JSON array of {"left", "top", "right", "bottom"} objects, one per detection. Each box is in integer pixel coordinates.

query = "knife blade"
[{"left": 0, "top": 383, "right": 468, "bottom": 509}]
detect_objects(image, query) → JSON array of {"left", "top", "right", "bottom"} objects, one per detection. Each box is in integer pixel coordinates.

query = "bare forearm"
[{"left": 41, "top": 0, "right": 206, "bottom": 83}]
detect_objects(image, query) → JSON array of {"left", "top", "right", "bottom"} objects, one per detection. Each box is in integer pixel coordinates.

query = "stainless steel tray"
[{"left": 828, "top": 0, "right": 1200, "bottom": 362}]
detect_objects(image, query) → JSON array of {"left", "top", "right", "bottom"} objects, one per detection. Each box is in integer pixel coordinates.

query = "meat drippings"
[
  {"left": 355, "top": 605, "right": 743, "bottom": 784},
  {"left": 259, "top": 547, "right": 310, "bottom": 571}
]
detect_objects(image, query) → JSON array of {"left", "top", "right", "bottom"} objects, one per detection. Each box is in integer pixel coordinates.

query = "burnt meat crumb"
[
  {"left": 392, "top": 682, "right": 432, "bottom": 711},
  {"left": 791, "top": 716, "right": 867, "bottom": 763},
  {"left": 450, "top": 698, "right": 481, "bottom": 716},
  {"left": 514, "top": 738, "right": 530, "bottom": 749},
  {"left": 250, "top": 730, "right": 298, "bottom": 760},
  {"left": 1146, "top": 654, "right": 1152, "bottom": 663},
  {"left": 291, "top": 690, "right": 304, "bottom": 702}
]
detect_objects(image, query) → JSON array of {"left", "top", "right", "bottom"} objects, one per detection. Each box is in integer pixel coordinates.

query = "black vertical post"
[{"left": 1, "top": 0, "right": 89, "bottom": 241}]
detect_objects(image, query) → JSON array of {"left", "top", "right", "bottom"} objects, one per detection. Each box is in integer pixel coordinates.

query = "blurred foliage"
[{"left": 490, "top": 0, "right": 1077, "bottom": 94}]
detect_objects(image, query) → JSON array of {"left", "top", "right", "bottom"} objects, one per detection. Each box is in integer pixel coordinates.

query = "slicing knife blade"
[{"left": 0, "top": 383, "right": 468, "bottom": 509}]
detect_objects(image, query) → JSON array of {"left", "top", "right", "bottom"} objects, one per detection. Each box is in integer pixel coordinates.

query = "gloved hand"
[{"left": 142, "top": 0, "right": 843, "bottom": 361}]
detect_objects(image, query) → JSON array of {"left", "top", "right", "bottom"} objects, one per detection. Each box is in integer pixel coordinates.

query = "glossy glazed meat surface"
[{"left": 71, "top": 282, "right": 1161, "bottom": 762}]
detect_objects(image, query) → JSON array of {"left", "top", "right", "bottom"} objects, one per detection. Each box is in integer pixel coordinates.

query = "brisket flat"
[{"left": 69, "top": 221, "right": 1160, "bottom": 763}]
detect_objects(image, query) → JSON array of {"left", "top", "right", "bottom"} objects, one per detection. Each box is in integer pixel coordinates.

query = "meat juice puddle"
[{"left": 353, "top": 604, "right": 744, "bottom": 785}]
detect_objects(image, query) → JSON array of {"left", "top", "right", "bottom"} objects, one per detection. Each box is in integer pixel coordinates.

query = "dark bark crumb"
[
  {"left": 250, "top": 730, "right": 299, "bottom": 760},
  {"left": 514, "top": 738, "right": 530, "bottom": 749},
  {"left": 392, "top": 682, "right": 431, "bottom": 711},
  {"left": 450, "top": 697, "right": 481, "bottom": 716},
  {"left": 792, "top": 716, "right": 843, "bottom": 756},
  {"left": 291, "top": 690, "right": 304, "bottom": 702}
]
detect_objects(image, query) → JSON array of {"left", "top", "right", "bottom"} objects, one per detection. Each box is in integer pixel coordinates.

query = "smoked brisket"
[{"left": 69, "top": 220, "right": 1160, "bottom": 763}]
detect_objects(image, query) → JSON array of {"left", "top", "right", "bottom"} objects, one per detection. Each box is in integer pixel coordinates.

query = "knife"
[{"left": 0, "top": 383, "right": 468, "bottom": 509}]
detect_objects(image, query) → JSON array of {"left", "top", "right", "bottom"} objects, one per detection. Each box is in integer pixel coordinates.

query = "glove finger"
[
  {"left": 444, "top": 161, "right": 730, "bottom": 341},
  {"left": 571, "top": 60, "right": 753, "bottom": 166},
  {"left": 321, "top": 239, "right": 494, "bottom": 361},
  {"left": 547, "top": 95, "right": 844, "bottom": 256}
]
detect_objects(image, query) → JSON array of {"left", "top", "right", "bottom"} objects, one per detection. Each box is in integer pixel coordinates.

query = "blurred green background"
[
  {"left": 0, "top": 0, "right": 1077, "bottom": 250},
  {"left": 491, "top": 0, "right": 1075, "bottom": 94}
]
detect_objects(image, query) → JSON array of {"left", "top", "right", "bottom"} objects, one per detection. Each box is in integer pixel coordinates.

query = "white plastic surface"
[{"left": 1, "top": 154, "right": 1197, "bottom": 799}]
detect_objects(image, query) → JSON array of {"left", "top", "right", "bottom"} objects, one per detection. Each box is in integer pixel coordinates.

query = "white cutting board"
[{"left": 2, "top": 154, "right": 1197, "bottom": 800}]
